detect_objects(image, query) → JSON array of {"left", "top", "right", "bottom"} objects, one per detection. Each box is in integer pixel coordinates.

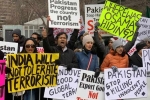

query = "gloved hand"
[
  {"left": 54, "top": 59, "right": 61, "bottom": 65},
  {"left": 5, "top": 67, "right": 11, "bottom": 74},
  {"left": 132, "top": 65, "right": 138, "bottom": 71},
  {"left": 94, "top": 22, "right": 100, "bottom": 31},
  {"left": 111, "top": 66, "right": 118, "bottom": 73},
  {"left": 66, "top": 63, "right": 73, "bottom": 71},
  {"left": 94, "top": 68, "right": 100, "bottom": 78}
]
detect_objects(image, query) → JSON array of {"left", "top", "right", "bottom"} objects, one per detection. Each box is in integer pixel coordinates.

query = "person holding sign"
[
  {"left": 75, "top": 35, "right": 100, "bottom": 77},
  {"left": 129, "top": 42, "right": 148, "bottom": 67},
  {"left": 101, "top": 39, "right": 129, "bottom": 72}
]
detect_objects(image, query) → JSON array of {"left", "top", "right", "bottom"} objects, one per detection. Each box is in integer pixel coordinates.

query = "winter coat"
[
  {"left": 129, "top": 52, "right": 142, "bottom": 67},
  {"left": 75, "top": 50, "right": 99, "bottom": 71},
  {"left": 101, "top": 49, "right": 129, "bottom": 71}
]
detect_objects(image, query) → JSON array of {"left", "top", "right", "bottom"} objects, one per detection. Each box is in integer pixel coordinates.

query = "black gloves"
[
  {"left": 66, "top": 64, "right": 73, "bottom": 71},
  {"left": 94, "top": 22, "right": 100, "bottom": 31},
  {"left": 111, "top": 66, "right": 118, "bottom": 73},
  {"left": 5, "top": 67, "right": 11, "bottom": 74},
  {"left": 132, "top": 65, "right": 138, "bottom": 71},
  {"left": 54, "top": 59, "right": 61, "bottom": 65},
  {"left": 94, "top": 68, "right": 100, "bottom": 78}
]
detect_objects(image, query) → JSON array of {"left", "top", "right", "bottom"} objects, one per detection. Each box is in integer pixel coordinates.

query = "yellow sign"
[
  {"left": 7, "top": 53, "right": 59, "bottom": 93},
  {"left": 99, "top": 0, "right": 142, "bottom": 41}
]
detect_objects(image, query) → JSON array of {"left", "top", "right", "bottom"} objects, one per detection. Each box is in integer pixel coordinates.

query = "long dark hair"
[
  {"left": 21, "top": 38, "right": 38, "bottom": 53},
  {"left": 111, "top": 49, "right": 126, "bottom": 57}
]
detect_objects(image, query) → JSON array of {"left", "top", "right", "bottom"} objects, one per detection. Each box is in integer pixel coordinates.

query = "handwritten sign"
[
  {"left": 104, "top": 68, "right": 147, "bottom": 99},
  {"left": 7, "top": 53, "right": 59, "bottom": 93},
  {"left": 0, "top": 41, "right": 18, "bottom": 59},
  {"left": 48, "top": 0, "right": 80, "bottom": 29},
  {"left": 76, "top": 70, "right": 105, "bottom": 100},
  {"left": 0, "top": 60, "right": 5, "bottom": 100},
  {"left": 44, "top": 66, "right": 81, "bottom": 100},
  {"left": 142, "top": 49, "right": 150, "bottom": 72},
  {"left": 99, "top": 0, "right": 142, "bottom": 41}
]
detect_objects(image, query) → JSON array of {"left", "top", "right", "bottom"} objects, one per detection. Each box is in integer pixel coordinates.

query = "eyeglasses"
[{"left": 25, "top": 44, "right": 35, "bottom": 48}]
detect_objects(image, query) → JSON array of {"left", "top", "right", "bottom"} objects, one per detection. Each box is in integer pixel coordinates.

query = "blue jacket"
[{"left": 75, "top": 51, "right": 99, "bottom": 71}]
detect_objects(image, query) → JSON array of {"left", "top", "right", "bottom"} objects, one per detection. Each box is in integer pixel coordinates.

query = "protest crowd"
[{"left": 0, "top": 0, "right": 150, "bottom": 100}]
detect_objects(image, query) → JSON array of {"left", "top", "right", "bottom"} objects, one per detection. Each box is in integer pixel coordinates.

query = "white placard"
[
  {"left": 142, "top": 49, "right": 150, "bottom": 72},
  {"left": 44, "top": 66, "right": 81, "bottom": 100},
  {"left": 76, "top": 70, "right": 105, "bottom": 100},
  {"left": 48, "top": 0, "right": 80, "bottom": 29},
  {"left": 0, "top": 41, "right": 18, "bottom": 59},
  {"left": 104, "top": 68, "right": 147, "bottom": 100}
]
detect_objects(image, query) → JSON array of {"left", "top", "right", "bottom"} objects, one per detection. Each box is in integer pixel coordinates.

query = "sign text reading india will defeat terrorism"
[{"left": 7, "top": 54, "right": 58, "bottom": 92}]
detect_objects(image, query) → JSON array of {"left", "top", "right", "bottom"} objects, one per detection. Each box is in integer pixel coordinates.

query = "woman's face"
[
  {"left": 85, "top": 41, "right": 93, "bottom": 50},
  {"left": 25, "top": 40, "right": 35, "bottom": 53},
  {"left": 116, "top": 45, "right": 124, "bottom": 54}
]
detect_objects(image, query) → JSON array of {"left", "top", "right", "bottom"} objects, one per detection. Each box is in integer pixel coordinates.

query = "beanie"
[
  {"left": 112, "top": 39, "right": 123, "bottom": 50},
  {"left": 136, "top": 42, "right": 147, "bottom": 52},
  {"left": 82, "top": 35, "right": 94, "bottom": 46},
  {"left": 12, "top": 29, "right": 21, "bottom": 37}
]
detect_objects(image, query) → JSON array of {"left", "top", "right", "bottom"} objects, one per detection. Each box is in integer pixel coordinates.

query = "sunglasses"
[{"left": 25, "top": 44, "right": 35, "bottom": 48}]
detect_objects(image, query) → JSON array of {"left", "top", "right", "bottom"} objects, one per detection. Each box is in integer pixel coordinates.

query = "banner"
[
  {"left": 0, "top": 60, "right": 5, "bottom": 100},
  {"left": 0, "top": 41, "right": 18, "bottom": 59},
  {"left": 85, "top": 4, "right": 111, "bottom": 36},
  {"left": 104, "top": 68, "right": 147, "bottom": 100},
  {"left": 44, "top": 66, "right": 81, "bottom": 100},
  {"left": 142, "top": 49, "right": 150, "bottom": 72},
  {"left": 48, "top": 0, "right": 80, "bottom": 29},
  {"left": 20, "top": 47, "right": 44, "bottom": 53},
  {"left": 7, "top": 53, "right": 59, "bottom": 93},
  {"left": 76, "top": 70, "right": 105, "bottom": 100},
  {"left": 99, "top": 0, "right": 142, "bottom": 41}
]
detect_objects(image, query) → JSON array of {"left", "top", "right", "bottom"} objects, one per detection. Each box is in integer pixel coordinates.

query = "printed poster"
[
  {"left": 104, "top": 68, "right": 147, "bottom": 100},
  {"left": 99, "top": 0, "right": 142, "bottom": 41},
  {"left": 76, "top": 70, "right": 105, "bottom": 100},
  {"left": 142, "top": 49, "right": 150, "bottom": 72},
  {"left": 48, "top": 0, "right": 80, "bottom": 29},
  {"left": 0, "top": 41, "right": 18, "bottom": 59},
  {"left": 44, "top": 66, "right": 81, "bottom": 100}
]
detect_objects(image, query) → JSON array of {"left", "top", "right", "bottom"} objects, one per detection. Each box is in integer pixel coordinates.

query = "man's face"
[
  {"left": 57, "top": 34, "right": 67, "bottom": 48},
  {"left": 12, "top": 34, "right": 19, "bottom": 42},
  {"left": 146, "top": 41, "right": 150, "bottom": 48},
  {"left": 31, "top": 34, "right": 39, "bottom": 43}
]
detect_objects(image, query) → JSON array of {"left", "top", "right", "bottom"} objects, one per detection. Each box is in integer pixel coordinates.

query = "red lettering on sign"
[
  {"left": 87, "top": 20, "right": 94, "bottom": 30},
  {"left": 88, "top": 91, "right": 98, "bottom": 99},
  {"left": 77, "top": 97, "right": 87, "bottom": 100}
]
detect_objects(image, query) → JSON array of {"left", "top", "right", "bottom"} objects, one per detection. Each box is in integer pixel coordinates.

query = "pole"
[{"left": 120, "top": 0, "right": 121, "bottom": 5}]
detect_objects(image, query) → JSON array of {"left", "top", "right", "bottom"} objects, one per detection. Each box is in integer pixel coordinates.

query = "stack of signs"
[
  {"left": 0, "top": 41, "right": 18, "bottom": 59},
  {"left": 44, "top": 66, "right": 81, "bottom": 100},
  {"left": 99, "top": 0, "right": 142, "bottom": 41},
  {"left": 104, "top": 68, "right": 147, "bottom": 100},
  {"left": 76, "top": 70, "right": 105, "bottom": 100}
]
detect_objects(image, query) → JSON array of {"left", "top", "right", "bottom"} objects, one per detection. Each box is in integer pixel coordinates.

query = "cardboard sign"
[
  {"left": 0, "top": 60, "right": 5, "bottom": 100},
  {"left": 104, "top": 68, "right": 147, "bottom": 100},
  {"left": 48, "top": 0, "right": 80, "bottom": 29},
  {"left": 76, "top": 70, "right": 105, "bottom": 100},
  {"left": 99, "top": 0, "right": 142, "bottom": 41},
  {"left": 44, "top": 66, "right": 81, "bottom": 100},
  {"left": 20, "top": 47, "right": 44, "bottom": 53},
  {"left": 142, "top": 49, "right": 150, "bottom": 72},
  {"left": 85, "top": 4, "right": 107, "bottom": 35},
  {"left": 7, "top": 53, "right": 59, "bottom": 93},
  {"left": 0, "top": 41, "right": 18, "bottom": 59}
]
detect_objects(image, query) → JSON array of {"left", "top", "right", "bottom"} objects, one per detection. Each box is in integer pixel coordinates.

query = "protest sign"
[
  {"left": 0, "top": 60, "right": 5, "bottom": 100},
  {"left": 48, "top": 0, "right": 80, "bottom": 29},
  {"left": 0, "top": 41, "right": 18, "bottom": 59},
  {"left": 44, "top": 66, "right": 81, "bottom": 100},
  {"left": 142, "top": 49, "right": 150, "bottom": 72},
  {"left": 20, "top": 47, "right": 44, "bottom": 53},
  {"left": 76, "top": 70, "right": 105, "bottom": 100},
  {"left": 7, "top": 53, "right": 59, "bottom": 93},
  {"left": 99, "top": 0, "right": 142, "bottom": 41},
  {"left": 104, "top": 68, "right": 147, "bottom": 100}
]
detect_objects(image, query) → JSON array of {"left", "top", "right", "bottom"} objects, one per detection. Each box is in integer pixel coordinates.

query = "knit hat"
[
  {"left": 82, "top": 35, "right": 94, "bottom": 46},
  {"left": 136, "top": 42, "right": 147, "bottom": 52},
  {"left": 112, "top": 39, "right": 123, "bottom": 50},
  {"left": 12, "top": 29, "right": 21, "bottom": 37}
]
